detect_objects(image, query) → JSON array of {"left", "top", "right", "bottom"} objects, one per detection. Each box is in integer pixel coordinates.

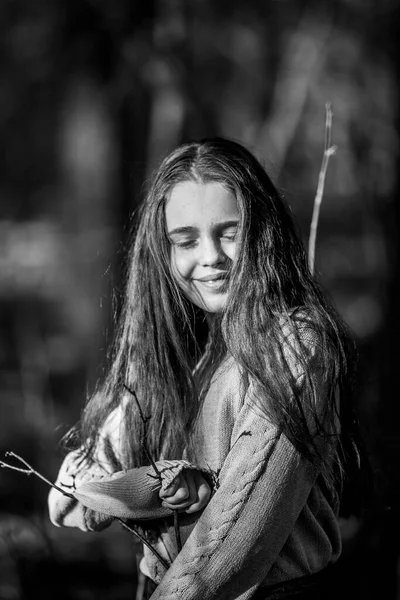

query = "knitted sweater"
[{"left": 48, "top": 330, "right": 342, "bottom": 600}]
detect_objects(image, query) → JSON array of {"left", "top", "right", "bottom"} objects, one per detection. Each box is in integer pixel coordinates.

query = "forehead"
[{"left": 165, "top": 181, "right": 238, "bottom": 229}]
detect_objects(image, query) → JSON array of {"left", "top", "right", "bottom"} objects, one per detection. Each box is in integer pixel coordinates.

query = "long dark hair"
[{"left": 73, "top": 137, "right": 362, "bottom": 509}]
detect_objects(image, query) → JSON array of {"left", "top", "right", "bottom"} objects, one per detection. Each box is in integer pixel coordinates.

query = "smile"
[
  {"left": 193, "top": 277, "right": 229, "bottom": 292},
  {"left": 195, "top": 271, "right": 229, "bottom": 282}
]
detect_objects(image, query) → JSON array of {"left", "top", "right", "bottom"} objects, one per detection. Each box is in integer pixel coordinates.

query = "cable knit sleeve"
[
  {"left": 48, "top": 403, "right": 207, "bottom": 532},
  {"left": 150, "top": 326, "right": 334, "bottom": 600},
  {"left": 150, "top": 423, "right": 318, "bottom": 599}
]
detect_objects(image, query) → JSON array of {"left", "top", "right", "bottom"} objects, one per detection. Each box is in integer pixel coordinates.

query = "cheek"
[
  {"left": 225, "top": 241, "right": 237, "bottom": 262},
  {"left": 170, "top": 249, "right": 194, "bottom": 283}
]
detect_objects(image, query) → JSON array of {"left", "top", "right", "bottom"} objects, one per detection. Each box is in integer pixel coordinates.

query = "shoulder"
[
  {"left": 279, "top": 307, "right": 322, "bottom": 345},
  {"left": 276, "top": 307, "right": 326, "bottom": 379},
  {"left": 95, "top": 395, "right": 130, "bottom": 468},
  {"left": 78, "top": 394, "right": 130, "bottom": 471}
]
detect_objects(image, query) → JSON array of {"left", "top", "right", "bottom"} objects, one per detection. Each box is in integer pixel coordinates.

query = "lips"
[
  {"left": 195, "top": 272, "right": 229, "bottom": 282},
  {"left": 193, "top": 272, "right": 229, "bottom": 293}
]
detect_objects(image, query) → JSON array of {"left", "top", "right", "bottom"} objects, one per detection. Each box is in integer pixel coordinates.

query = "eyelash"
[
  {"left": 175, "top": 240, "right": 197, "bottom": 249},
  {"left": 173, "top": 233, "right": 237, "bottom": 250},
  {"left": 222, "top": 233, "right": 236, "bottom": 241}
]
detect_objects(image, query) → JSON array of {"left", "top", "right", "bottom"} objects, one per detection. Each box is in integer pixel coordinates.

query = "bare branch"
[
  {"left": 123, "top": 384, "right": 182, "bottom": 551},
  {"left": 308, "top": 103, "right": 337, "bottom": 275},
  {"left": 0, "top": 451, "right": 75, "bottom": 499},
  {"left": 1, "top": 450, "right": 172, "bottom": 568},
  {"left": 118, "top": 519, "right": 170, "bottom": 569},
  {"left": 174, "top": 510, "right": 182, "bottom": 552},
  {"left": 4, "top": 390, "right": 184, "bottom": 564},
  {"left": 257, "top": 13, "right": 333, "bottom": 177},
  {"left": 123, "top": 384, "right": 162, "bottom": 481}
]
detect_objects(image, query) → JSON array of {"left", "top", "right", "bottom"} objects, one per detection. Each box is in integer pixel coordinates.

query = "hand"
[{"left": 159, "top": 470, "right": 211, "bottom": 514}]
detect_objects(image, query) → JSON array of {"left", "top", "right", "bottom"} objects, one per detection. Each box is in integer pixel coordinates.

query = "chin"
[
  {"left": 200, "top": 295, "right": 228, "bottom": 313},
  {"left": 184, "top": 287, "right": 228, "bottom": 313},
  {"left": 205, "top": 304, "right": 226, "bottom": 314}
]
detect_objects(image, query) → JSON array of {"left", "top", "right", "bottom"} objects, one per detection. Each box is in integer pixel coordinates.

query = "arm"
[
  {"left": 48, "top": 405, "right": 211, "bottom": 531},
  {"left": 66, "top": 459, "right": 210, "bottom": 517},
  {"left": 150, "top": 424, "right": 318, "bottom": 599},
  {"left": 48, "top": 446, "right": 115, "bottom": 532},
  {"left": 151, "top": 335, "right": 333, "bottom": 599}
]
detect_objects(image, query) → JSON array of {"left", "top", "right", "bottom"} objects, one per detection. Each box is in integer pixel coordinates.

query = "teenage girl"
[{"left": 49, "top": 137, "right": 364, "bottom": 599}]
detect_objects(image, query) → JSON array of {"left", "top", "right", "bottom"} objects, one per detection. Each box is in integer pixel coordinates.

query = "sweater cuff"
[
  {"left": 71, "top": 460, "right": 206, "bottom": 521},
  {"left": 155, "top": 460, "right": 203, "bottom": 492}
]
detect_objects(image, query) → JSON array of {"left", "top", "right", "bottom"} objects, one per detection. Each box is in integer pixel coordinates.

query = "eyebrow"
[{"left": 167, "top": 220, "right": 239, "bottom": 236}]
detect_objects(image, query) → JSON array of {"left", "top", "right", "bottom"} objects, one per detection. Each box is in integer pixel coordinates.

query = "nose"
[{"left": 199, "top": 236, "right": 225, "bottom": 266}]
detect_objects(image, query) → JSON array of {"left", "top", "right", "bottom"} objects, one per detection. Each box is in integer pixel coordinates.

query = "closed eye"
[
  {"left": 170, "top": 237, "right": 198, "bottom": 249},
  {"left": 220, "top": 227, "right": 237, "bottom": 241},
  {"left": 168, "top": 221, "right": 238, "bottom": 248}
]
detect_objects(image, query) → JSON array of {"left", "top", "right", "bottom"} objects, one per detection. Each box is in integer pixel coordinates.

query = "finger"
[
  {"left": 161, "top": 475, "right": 189, "bottom": 507},
  {"left": 185, "top": 473, "right": 211, "bottom": 514},
  {"left": 184, "top": 470, "right": 198, "bottom": 505},
  {"left": 162, "top": 499, "right": 191, "bottom": 511},
  {"left": 162, "top": 471, "right": 206, "bottom": 512},
  {"left": 159, "top": 475, "right": 181, "bottom": 499},
  {"left": 161, "top": 470, "right": 197, "bottom": 510},
  {"left": 185, "top": 481, "right": 210, "bottom": 513}
]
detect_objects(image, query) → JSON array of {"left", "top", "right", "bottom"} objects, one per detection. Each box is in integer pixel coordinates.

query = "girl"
[{"left": 49, "top": 137, "right": 364, "bottom": 599}]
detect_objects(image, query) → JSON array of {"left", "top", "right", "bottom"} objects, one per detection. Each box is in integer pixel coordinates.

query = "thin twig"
[
  {"left": 118, "top": 519, "right": 169, "bottom": 569},
  {"left": 174, "top": 510, "right": 182, "bottom": 552},
  {"left": 0, "top": 451, "right": 75, "bottom": 499},
  {"left": 123, "top": 384, "right": 161, "bottom": 479},
  {"left": 123, "top": 384, "right": 182, "bottom": 552},
  {"left": 308, "top": 102, "right": 337, "bottom": 275},
  {"left": 1, "top": 450, "right": 172, "bottom": 569}
]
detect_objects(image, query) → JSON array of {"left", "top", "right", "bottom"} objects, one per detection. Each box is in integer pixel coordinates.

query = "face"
[{"left": 165, "top": 181, "right": 239, "bottom": 313}]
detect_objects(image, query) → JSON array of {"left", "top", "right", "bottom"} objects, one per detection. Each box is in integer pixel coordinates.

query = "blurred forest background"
[{"left": 0, "top": 0, "right": 399, "bottom": 599}]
